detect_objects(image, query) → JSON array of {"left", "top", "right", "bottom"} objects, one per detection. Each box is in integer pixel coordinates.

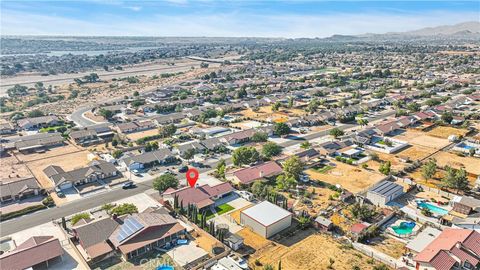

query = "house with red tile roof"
[
  {"left": 231, "top": 161, "right": 283, "bottom": 185},
  {"left": 162, "top": 182, "right": 234, "bottom": 210},
  {"left": 0, "top": 236, "right": 64, "bottom": 269},
  {"left": 413, "top": 228, "right": 480, "bottom": 270}
]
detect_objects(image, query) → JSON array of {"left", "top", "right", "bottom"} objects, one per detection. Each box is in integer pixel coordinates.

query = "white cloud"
[
  {"left": 1, "top": 8, "right": 478, "bottom": 37},
  {"left": 126, "top": 6, "right": 142, "bottom": 11}
]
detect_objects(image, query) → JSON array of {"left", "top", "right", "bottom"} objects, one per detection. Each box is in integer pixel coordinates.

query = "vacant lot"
[
  {"left": 306, "top": 161, "right": 385, "bottom": 193},
  {"left": 239, "top": 106, "right": 307, "bottom": 123},
  {"left": 126, "top": 128, "right": 159, "bottom": 141},
  {"left": 426, "top": 126, "right": 469, "bottom": 139},
  {"left": 293, "top": 187, "right": 337, "bottom": 216},
  {"left": 250, "top": 231, "right": 388, "bottom": 270},
  {"left": 396, "top": 145, "right": 437, "bottom": 161},
  {"left": 431, "top": 151, "right": 480, "bottom": 176},
  {"left": 394, "top": 129, "right": 450, "bottom": 149},
  {"left": 26, "top": 150, "right": 91, "bottom": 189},
  {"left": 15, "top": 143, "right": 82, "bottom": 162},
  {"left": 370, "top": 237, "right": 406, "bottom": 259},
  {"left": 0, "top": 154, "right": 33, "bottom": 181}
]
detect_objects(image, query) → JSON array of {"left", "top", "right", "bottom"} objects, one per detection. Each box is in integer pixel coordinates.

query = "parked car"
[
  {"left": 55, "top": 187, "right": 65, "bottom": 198},
  {"left": 122, "top": 181, "right": 136, "bottom": 189},
  {"left": 131, "top": 169, "right": 142, "bottom": 176}
]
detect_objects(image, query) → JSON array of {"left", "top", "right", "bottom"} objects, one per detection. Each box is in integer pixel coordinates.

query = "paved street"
[{"left": 0, "top": 110, "right": 395, "bottom": 235}]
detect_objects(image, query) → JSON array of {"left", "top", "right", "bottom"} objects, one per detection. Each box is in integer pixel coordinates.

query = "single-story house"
[
  {"left": 200, "top": 137, "right": 226, "bottom": 152},
  {"left": 17, "top": 115, "right": 60, "bottom": 130},
  {"left": 221, "top": 129, "right": 255, "bottom": 145},
  {"left": 452, "top": 196, "right": 480, "bottom": 215},
  {"left": 14, "top": 132, "right": 65, "bottom": 153},
  {"left": 314, "top": 216, "right": 333, "bottom": 232},
  {"left": 108, "top": 210, "right": 186, "bottom": 260},
  {"left": 121, "top": 149, "right": 175, "bottom": 171},
  {"left": 405, "top": 227, "right": 442, "bottom": 255},
  {"left": 0, "top": 122, "right": 15, "bottom": 134},
  {"left": 0, "top": 236, "right": 64, "bottom": 269},
  {"left": 162, "top": 182, "right": 234, "bottom": 210},
  {"left": 414, "top": 228, "right": 480, "bottom": 270},
  {"left": 175, "top": 141, "right": 206, "bottom": 156},
  {"left": 225, "top": 234, "right": 244, "bottom": 251},
  {"left": 152, "top": 113, "right": 184, "bottom": 125},
  {"left": 73, "top": 217, "right": 121, "bottom": 263},
  {"left": 43, "top": 160, "right": 120, "bottom": 190},
  {"left": 240, "top": 201, "right": 292, "bottom": 238},
  {"left": 0, "top": 177, "right": 42, "bottom": 202},
  {"left": 366, "top": 180, "right": 404, "bottom": 207},
  {"left": 231, "top": 161, "right": 283, "bottom": 185},
  {"left": 70, "top": 129, "right": 102, "bottom": 146}
]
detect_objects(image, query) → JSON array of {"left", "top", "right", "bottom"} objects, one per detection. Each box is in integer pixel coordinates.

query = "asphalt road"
[
  {"left": 69, "top": 105, "right": 97, "bottom": 127},
  {"left": 0, "top": 110, "right": 395, "bottom": 235}
]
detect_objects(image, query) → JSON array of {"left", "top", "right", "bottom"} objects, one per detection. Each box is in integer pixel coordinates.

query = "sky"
[{"left": 1, "top": 1, "right": 479, "bottom": 38}]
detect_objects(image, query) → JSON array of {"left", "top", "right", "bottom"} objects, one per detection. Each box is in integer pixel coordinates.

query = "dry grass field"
[
  {"left": 15, "top": 143, "right": 82, "bottom": 162},
  {"left": 126, "top": 128, "right": 159, "bottom": 141},
  {"left": 0, "top": 154, "right": 33, "bottom": 181},
  {"left": 293, "top": 187, "right": 337, "bottom": 216},
  {"left": 431, "top": 151, "right": 480, "bottom": 176},
  {"left": 239, "top": 106, "right": 307, "bottom": 123},
  {"left": 249, "top": 231, "right": 388, "bottom": 270},
  {"left": 370, "top": 237, "right": 406, "bottom": 259},
  {"left": 396, "top": 145, "right": 437, "bottom": 161},
  {"left": 426, "top": 126, "right": 469, "bottom": 139},
  {"left": 26, "top": 150, "right": 91, "bottom": 189},
  {"left": 394, "top": 129, "right": 450, "bottom": 149},
  {"left": 306, "top": 161, "right": 385, "bottom": 193}
]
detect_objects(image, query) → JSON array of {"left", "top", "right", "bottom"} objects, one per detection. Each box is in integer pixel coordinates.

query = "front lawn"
[
  {"left": 312, "top": 165, "right": 334, "bottom": 174},
  {"left": 199, "top": 203, "right": 235, "bottom": 220}
]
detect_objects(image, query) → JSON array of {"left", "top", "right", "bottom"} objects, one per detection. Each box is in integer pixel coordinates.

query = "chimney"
[{"left": 259, "top": 170, "right": 264, "bottom": 178}]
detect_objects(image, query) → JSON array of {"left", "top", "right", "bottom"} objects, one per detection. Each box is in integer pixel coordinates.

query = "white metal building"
[
  {"left": 366, "top": 180, "right": 404, "bottom": 206},
  {"left": 240, "top": 201, "right": 292, "bottom": 238}
]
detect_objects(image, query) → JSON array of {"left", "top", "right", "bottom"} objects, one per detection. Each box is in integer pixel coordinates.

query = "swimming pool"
[
  {"left": 156, "top": 266, "right": 174, "bottom": 270},
  {"left": 457, "top": 143, "right": 474, "bottom": 150},
  {"left": 391, "top": 221, "right": 416, "bottom": 235},
  {"left": 418, "top": 201, "right": 449, "bottom": 215}
]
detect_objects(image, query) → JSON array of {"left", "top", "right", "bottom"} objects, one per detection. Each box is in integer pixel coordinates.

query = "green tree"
[
  {"left": 441, "top": 111, "right": 453, "bottom": 124},
  {"left": 288, "top": 97, "right": 294, "bottom": 108},
  {"left": 99, "top": 109, "right": 113, "bottom": 119},
  {"left": 232, "top": 146, "right": 260, "bottom": 166},
  {"left": 357, "top": 118, "right": 369, "bottom": 127},
  {"left": 71, "top": 212, "right": 90, "bottom": 225},
  {"left": 351, "top": 203, "right": 376, "bottom": 221},
  {"left": 263, "top": 264, "right": 274, "bottom": 270},
  {"left": 252, "top": 132, "right": 268, "bottom": 142},
  {"left": 283, "top": 156, "right": 304, "bottom": 180},
  {"left": 262, "top": 142, "right": 282, "bottom": 158},
  {"left": 442, "top": 167, "right": 469, "bottom": 194},
  {"left": 300, "top": 141, "right": 312, "bottom": 149},
  {"left": 153, "top": 174, "right": 179, "bottom": 192},
  {"left": 133, "top": 91, "right": 139, "bottom": 97},
  {"left": 329, "top": 128, "right": 344, "bottom": 138},
  {"left": 159, "top": 124, "right": 177, "bottom": 138},
  {"left": 271, "top": 101, "right": 281, "bottom": 112},
  {"left": 379, "top": 161, "right": 391, "bottom": 175},
  {"left": 274, "top": 122, "right": 290, "bottom": 136},
  {"left": 407, "top": 102, "right": 421, "bottom": 112},
  {"left": 215, "top": 159, "right": 226, "bottom": 179},
  {"left": 182, "top": 148, "right": 196, "bottom": 162},
  {"left": 276, "top": 175, "right": 296, "bottom": 191},
  {"left": 307, "top": 98, "right": 320, "bottom": 113},
  {"left": 27, "top": 109, "right": 44, "bottom": 118},
  {"left": 112, "top": 150, "right": 123, "bottom": 159},
  {"left": 421, "top": 159, "right": 437, "bottom": 182}
]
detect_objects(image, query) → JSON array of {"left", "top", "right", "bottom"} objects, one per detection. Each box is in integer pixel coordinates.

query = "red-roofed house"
[
  {"left": 0, "top": 236, "right": 64, "bottom": 269},
  {"left": 350, "top": 222, "right": 370, "bottom": 241},
  {"left": 231, "top": 161, "right": 283, "bottom": 185},
  {"left": 162, "top": 182, "right": 234, "bottom": 210},
  {"left": 413, "top": 228, "right": 480, "bottom": 270}
]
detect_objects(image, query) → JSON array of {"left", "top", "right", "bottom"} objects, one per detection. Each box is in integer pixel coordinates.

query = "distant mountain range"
[{"left": 325, "top": 21, "right": 480, "bottom": 41}]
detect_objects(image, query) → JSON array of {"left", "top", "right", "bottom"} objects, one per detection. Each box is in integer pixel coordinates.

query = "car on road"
[
  {"left": 178, "top": 165, "right": 188, "bottom": 173},
  {"left": 122, "top": 181, "right": 136, "bottom": 189}
]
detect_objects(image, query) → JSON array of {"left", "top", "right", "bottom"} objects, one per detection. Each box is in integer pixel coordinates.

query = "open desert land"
[
  {"left": 395, "top": 144, "right": 438, "bottom": 161},
  {"left": 0, "top": 154, "right": 34, "bottom": 182},
  {"left": 14, "top": 143, "right": 82, "bottom": 162},
  {"left": 430, "top": 151, "right": 480, "bottom": 176},
  {"left": 291, "top": 187, "right": 338, "bottom": 216},
  {"left": 25, "top": 150, "right": 91, "bottom": 189},
  {"left": 239, "top": 106, "right": 307, "bottom": 123},
  {"left": 248, "top": 230, "right": 389, "bottom": 270},
  {"left": 365, "top": 151, "right": 408, "bottom": 172},
  {"left": 408, "top": 167, "right": 477, "bottom": 189},
  {"left": 306, "top": 161, "right": 385, "bottom": 193},
  {"left": 125, "top": 128, "right": 160, "bottom": 141},
  {"left": 369, "top": 237, "right": 406, "bottom": 259},
  {"left": 393, "top": 129, "right": 451, "bottom": 149},
  {"left": 426, "top": 126, "right": 470, "bottom": 139}
]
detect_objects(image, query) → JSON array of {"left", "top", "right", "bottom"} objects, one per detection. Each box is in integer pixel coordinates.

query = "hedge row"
[{"left": 1, "top": 204, "right": 47, "bottom": 221}]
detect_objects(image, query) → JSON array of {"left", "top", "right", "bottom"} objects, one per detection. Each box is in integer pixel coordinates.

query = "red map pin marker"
[{"left": 186, "top": 168, "right": 199, "bottom": 188}]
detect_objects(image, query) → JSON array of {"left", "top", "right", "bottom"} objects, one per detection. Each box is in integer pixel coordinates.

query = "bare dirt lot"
[
  {"left": 15, "top": 143, "right": 82, "bottom": 162},
  {"left": 26, "top": 150, "right": 91, "bottom": 189},
  {"left": 306, "top": 161, "right": 385, "bottom": 193},
  {"left": 393, "top": 129, "right": 451, "bottom": 149},
  {"left": 126, "top": 128, "right": 159, "bottom": 141},
  {"left": 249, "top": 230, "right": 388, "bottom": 270},
  {"left": 292, "top": 187, "right": 337, "bottom": 216},
  {"left": 0, "top": 154, "right": 34, "bottom": 182},
  {"left": 426, "top": 126, "right": 469, "bottom": 139},
  {"left": 395, "top": 145, "right": 437, "bottom": 161},
  {"left": 431, "top": 151, "right": 480, "bottom": 176},
  {"left": 370, "top": 237, "right": 406, "bottom": 259},
  {"left": 239, "top": 106, "right": 307, "bottom": 123}
]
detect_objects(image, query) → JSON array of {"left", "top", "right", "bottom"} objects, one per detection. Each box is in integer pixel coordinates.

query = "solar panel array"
[{"left": 117, "top": 217, "right": 144, "bottom": 243}]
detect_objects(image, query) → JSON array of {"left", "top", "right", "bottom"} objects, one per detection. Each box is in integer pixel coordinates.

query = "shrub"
[
  {"left": 71, "top": 212, "right": 90, "bottom": 225},
  {"left": 42, "top": 196, "right": 55, "bottom": 207},
  {"left": 0, "top": 205, "right": 47, "bottom": 221},
  {"left": 111, "top": 203, "right": 138, "bottom": 216}
]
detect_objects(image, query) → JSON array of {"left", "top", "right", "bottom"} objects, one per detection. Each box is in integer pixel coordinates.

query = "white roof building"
[{"left": 240, "top": 201, "right": 292, "bottom": 238}]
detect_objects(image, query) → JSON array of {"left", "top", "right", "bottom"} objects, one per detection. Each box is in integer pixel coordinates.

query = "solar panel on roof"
[{"left": 116, "top": 217, "right": 144, "bottom": 243}]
